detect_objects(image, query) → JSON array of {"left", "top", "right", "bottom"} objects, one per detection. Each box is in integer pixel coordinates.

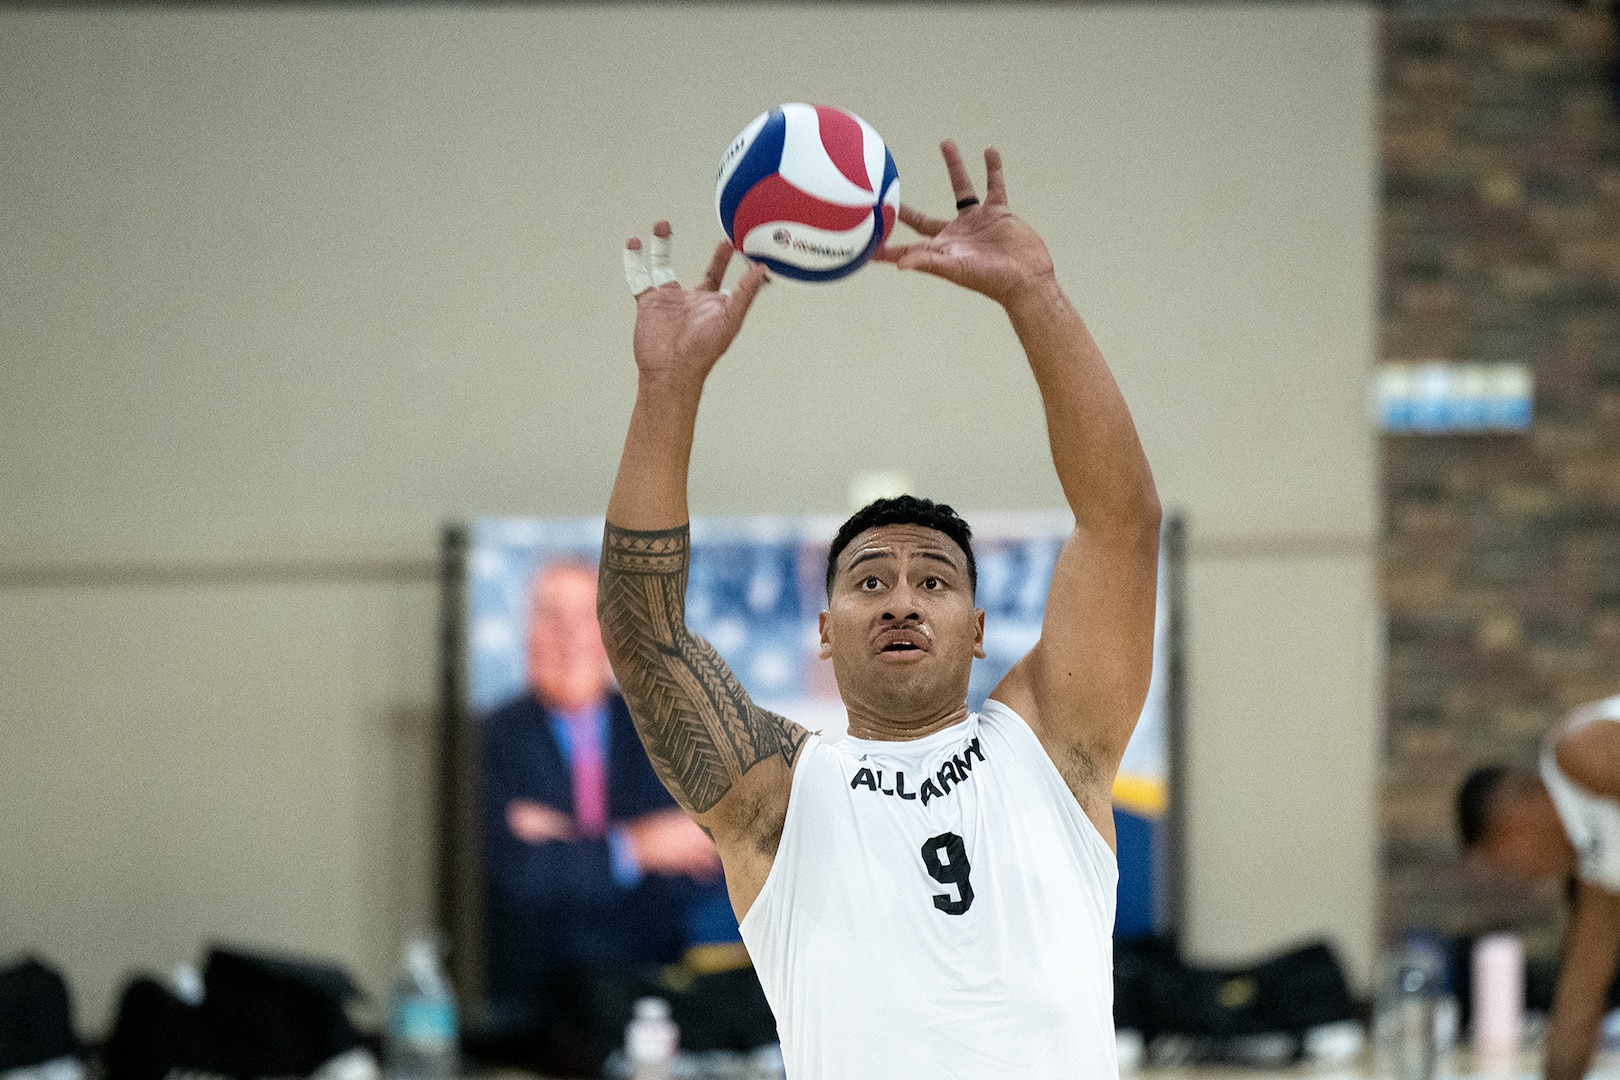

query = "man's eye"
[
  {"left": 861, "top": 576, "right": 882, "bottom": 590},
  {"left": 922, "top": 577, "right": 941, "bottom": 589}
]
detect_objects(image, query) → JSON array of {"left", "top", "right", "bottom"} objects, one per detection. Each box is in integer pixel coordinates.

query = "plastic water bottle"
[
  {"left": 625, "top": 996, "right": 678, "bottom": 1080},
  {"left": 747, "top": 1043, "right": 786, "bottom": 1080},
  {"left": 1391, "top": 943, "right": 1440, "bottom": 1080},
  {"left": 385, "top": 936, "right": 458, "bottom": 1080}
]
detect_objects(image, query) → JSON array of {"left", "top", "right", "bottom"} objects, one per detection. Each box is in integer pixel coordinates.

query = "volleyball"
[{"left": 716, "top": 103, "right": 899, "bottom": 282}]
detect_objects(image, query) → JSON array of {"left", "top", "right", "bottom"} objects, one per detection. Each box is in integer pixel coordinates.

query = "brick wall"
[{"left": 1382, "top": 0, "right": 1620, "bottom": 956}]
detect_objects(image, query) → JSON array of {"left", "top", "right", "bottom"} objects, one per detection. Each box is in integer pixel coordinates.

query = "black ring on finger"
[{"left": 956, "top": 196, "right": 980, "bottom": 210}]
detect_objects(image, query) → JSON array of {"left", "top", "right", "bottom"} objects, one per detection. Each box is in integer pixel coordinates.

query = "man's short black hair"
[
  {"left": 1457, "top": 764, "right": 1514, "bottom": 851},
  {"left": 825, "top": 495, "right": 976, "bottom": 598}
]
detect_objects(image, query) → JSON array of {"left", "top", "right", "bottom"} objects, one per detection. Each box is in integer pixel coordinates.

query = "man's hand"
[
  {"left": 622, "top": 808, "right": 723, "bottom": 881},
  {"left": 506, "top": 798, "right": 577, "bottom": 844},
  {"left": 625, "top": 222, "right": 770, "bottom": 392},
  {"left": 874, "top": 141, "right": 1056, "bottom": 306}
]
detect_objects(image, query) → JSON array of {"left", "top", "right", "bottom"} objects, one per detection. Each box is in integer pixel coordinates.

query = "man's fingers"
[
  {"left": 940, "top": 139, "right": 977, "bottom": 208},
  {"left": 873, "top": 242, "right": 949, "bottom": 278},
  {"left": 872, "top": 241, "right": 921, "bottom": 264},
  {"left": 725, "top": 260, "right": 770, "bottom": 319},
  {"left": 648, "top": 221, "right": 678, "bottom": 287},
  {"left": 896, "top": 248, "right": 948, "bottom": 276},
  {"left": 984, "top": 147, "right": 1008, "bottom": 205},
  {"left": 699, "top": 241, "right": 734, "bottom": 291},
  {"left": 624, "top": 237, "right": 654, "bottom": 296},
  {"left": 897, "top": 202, "right": 948, "bottom": 237}
]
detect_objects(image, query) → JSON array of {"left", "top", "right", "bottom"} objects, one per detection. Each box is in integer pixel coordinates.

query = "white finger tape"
[
  {"left": 624, "top": 247, "right": 654, "bottom": 296},
  {"left": 648, "top": 232, "right": 677, "bottom": 286}
]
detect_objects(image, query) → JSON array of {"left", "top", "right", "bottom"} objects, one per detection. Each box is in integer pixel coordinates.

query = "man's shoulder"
[
  {"left": 1559, "top": 696, "right": 1620, "bottom": 739},
  {"left": 979, "top": 696, "right": 1028, "bottom": 727},
  {"left": 979, "top": 696, "right": 1072, "bottom": 764},
  {"left": 1555, "top": 716, "right": 1620, "bottom": 800}
]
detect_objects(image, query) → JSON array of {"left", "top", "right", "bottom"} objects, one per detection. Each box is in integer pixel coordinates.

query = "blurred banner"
[
  {"left": 1374, "top": 361, "right": 1533, "bottom": 434},
  {"left": 458, "top": 512, "right": 1178, "bottom": 941}
]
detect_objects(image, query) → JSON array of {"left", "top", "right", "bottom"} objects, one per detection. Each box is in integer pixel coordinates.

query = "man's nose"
[{"left": 882, "top": 582, "right": 922, "bottom": 623}]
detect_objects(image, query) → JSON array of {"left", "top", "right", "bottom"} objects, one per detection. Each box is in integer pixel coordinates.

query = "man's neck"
[{"left": 844, "top": 701, "right": 972, "bottom": 742}]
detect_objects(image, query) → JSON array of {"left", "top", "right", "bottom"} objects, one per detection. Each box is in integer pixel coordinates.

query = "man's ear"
[
  {"left": 819, "top": 610, "right": 833, "bottom": 660},
  {"left": 973, "top": 608, "right": 986, "bottom": 660}
]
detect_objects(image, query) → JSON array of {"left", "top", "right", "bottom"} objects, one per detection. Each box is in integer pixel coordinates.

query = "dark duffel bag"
[
  {"left": 105, "top": 946, "right": 366, "bottom": 1080},
  {"left": 0, "top": 957, "right": 79, "bottom": 1071},
  {"left": 1117, "top": 936, "right": 1355, "bottom": 1041}
]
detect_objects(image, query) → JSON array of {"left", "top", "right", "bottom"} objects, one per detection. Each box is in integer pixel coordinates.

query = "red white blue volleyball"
[{"left": 716, "top": 103, "right": 899, "bottom": 282}]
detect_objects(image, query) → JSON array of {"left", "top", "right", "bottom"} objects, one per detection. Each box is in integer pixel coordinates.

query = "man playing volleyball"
[
  {"left": 1457, "top": 697, "right": 1620, "bottom": 1080},
  {"left": 602, "top": 140, "right": 1160, "bottom": 1078}
]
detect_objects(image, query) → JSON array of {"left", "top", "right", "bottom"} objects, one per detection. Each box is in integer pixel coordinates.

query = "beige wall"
[{"left": 0, "top": 4, "right": 1380, "bottom": 1033}]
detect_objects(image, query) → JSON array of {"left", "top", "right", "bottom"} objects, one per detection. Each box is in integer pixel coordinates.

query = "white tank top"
[
  {"left": 739, "top": 698, "right": 1119, "bottom": 1080},
  {"left": 1541, "top": 695, "right": 1620, "bottom": 892}
]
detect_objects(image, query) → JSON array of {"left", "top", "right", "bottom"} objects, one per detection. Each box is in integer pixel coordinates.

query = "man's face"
[
  {"left": 527, "top": 564, "right": 613, "bottom": 712},
  {"left": 1476, "top": 795, "right": 1574, "bottom": 882},
  {"left": 819, "top": 524, "right": 985, "bottom": 725}
]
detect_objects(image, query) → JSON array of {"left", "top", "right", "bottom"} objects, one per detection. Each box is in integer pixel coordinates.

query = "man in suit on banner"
[{"left": 480, "top": 559, "right": 725, "bottom": 1033}]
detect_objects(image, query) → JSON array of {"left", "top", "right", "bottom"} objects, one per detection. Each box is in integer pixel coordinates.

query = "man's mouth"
[{"left": 876, "top": 629, "right": 929, "bottom": 654}]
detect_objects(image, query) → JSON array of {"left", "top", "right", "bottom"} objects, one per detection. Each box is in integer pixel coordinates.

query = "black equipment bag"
[
  {"left": 1116, "top": 936, "right": 1355, "bottom": 1042},
  {"left": 466, "top": 958, "right": 778, "bottom": 1079},
  {"left": 0, "top": 957, "right": 79, "bottom": 1071},
  {"left": 104, "top": 947, "right": 365, "bottom": 1080}
]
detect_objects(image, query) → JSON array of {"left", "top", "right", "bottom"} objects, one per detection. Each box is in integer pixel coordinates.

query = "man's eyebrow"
[
  {"left": 845, "top": 548, "right": 960, "bottom": 574},
  {"left": 845, "top": 549, "right": 893, "bottom": 572}
]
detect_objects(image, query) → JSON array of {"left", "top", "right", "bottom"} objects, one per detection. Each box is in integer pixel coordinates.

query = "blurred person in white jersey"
[
  {"left": 1459, "top": 694, "right": 1620, "bottom": 1080},
  {"left": 599, "top": 139, "right": 1160, "bottom": 1078}
]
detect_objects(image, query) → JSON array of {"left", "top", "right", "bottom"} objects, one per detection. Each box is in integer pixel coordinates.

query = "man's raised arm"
[
  {"left": 877, "top": 143, "right": 1161, "bottom": 830},
  {"left": 597, "top": 223, "right": 807, "bottom": 911}
]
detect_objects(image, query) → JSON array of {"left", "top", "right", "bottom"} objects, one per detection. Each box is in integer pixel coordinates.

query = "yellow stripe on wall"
[{"left": 1112, "top": 772, "right": 1168, "bottom": 817}]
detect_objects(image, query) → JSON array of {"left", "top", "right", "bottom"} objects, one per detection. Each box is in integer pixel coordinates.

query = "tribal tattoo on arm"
[{"left": 598, "top": 523, "right": 810, "bottom": 816}]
